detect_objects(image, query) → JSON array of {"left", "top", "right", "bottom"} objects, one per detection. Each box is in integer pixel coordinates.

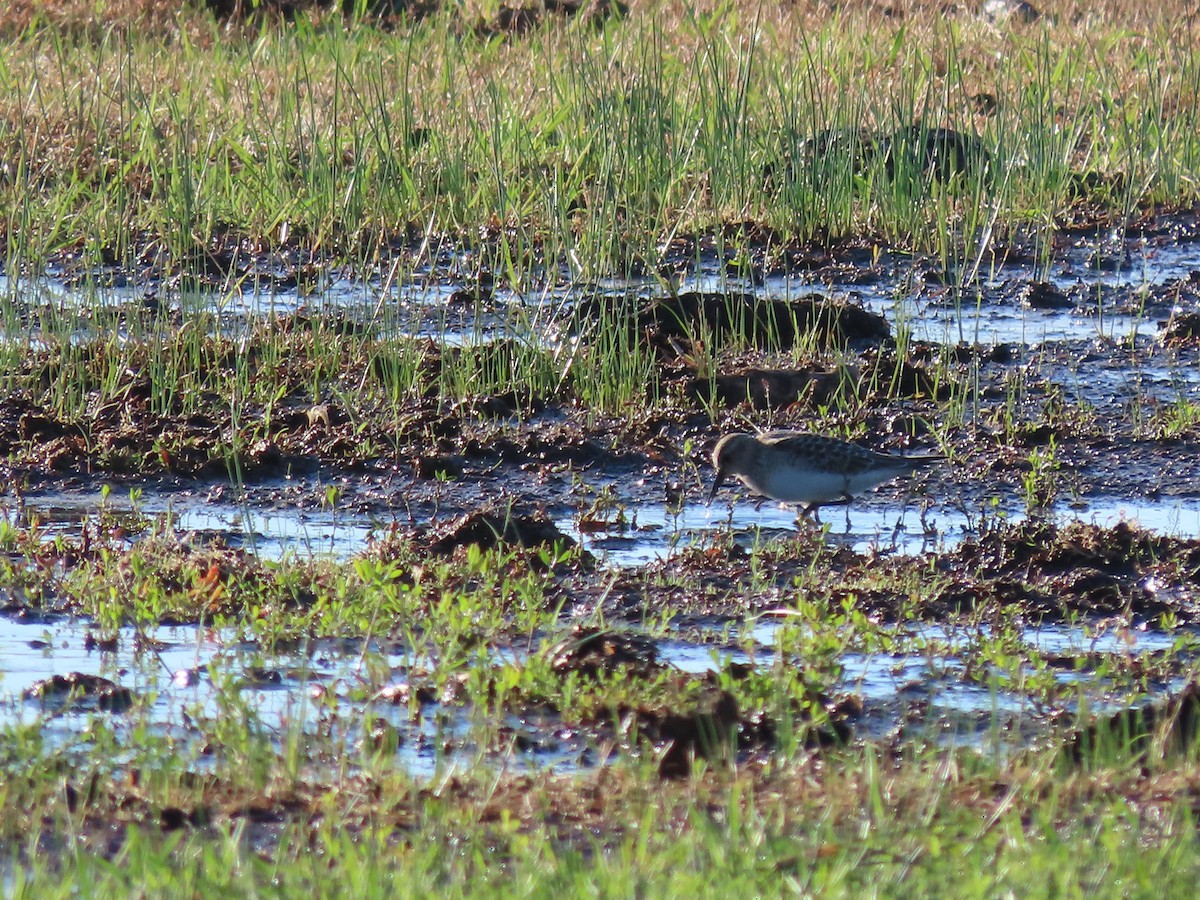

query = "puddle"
[
  {"left": 4, "top": 268, "right": 561, "bottom": 348},
  {"left": 1072, "top": 496, "right": 1200, "bottom": 538},
  {"left": 7, "top": 480, "right": 1200, "bottom": 569},
  {"left": 564, "top": 498, "right": 950, "bottom": 563},
  {"left": 690, "top": 230, "right": 1200, "bottom": 346},
  {"left": 740, "top": 617, "right": 1188, "bottom": 746},
  {"left": 2, "top": 613, "right": 1186, "bottom": 771},
  {"left": 654, "top": 639, "right": 752, "bottom": 675},
  {"left": 0, "top": 617, "right": 589, "bottom": 778},
  {"left": 745, "top": 613, "right": 1181, "bottom": 666},
  {"left": 562, "top": 494, "right": 1200, "bottom": 567},
  {"left": 2, "top": 490, "right": 381, "bottom": 561},
  {"left": 166, "top": 504, "right": 380, "bottom": 558},
  {"left": 3, "top": 219, "right": 1200, "bottom": 768},
  {"left": 10, "top": 216, "right": 1200, "bottom": 351}
]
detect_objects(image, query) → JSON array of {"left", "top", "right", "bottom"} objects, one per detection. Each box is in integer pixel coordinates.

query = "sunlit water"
[
  {"left": 7, "top": 483, "right": 1200, "bottom": 567},
  {"left": 562, "top": 494, "right": 1200, "bottom": 567},
  {"left": 0, "top": 618, "right": 592, "bottom": 778},
  {"left": 1, "top": 611, "right": 1187, "bottom": 772},
  {"left": 5, "top": 222, "right": 1199, "bottom": 347}
]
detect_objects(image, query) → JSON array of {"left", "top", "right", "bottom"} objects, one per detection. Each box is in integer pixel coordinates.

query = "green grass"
[
  {"left": 3, "top": 4, "right": 1200, "bottom": 280},
  {"left": 1, "top": 3, "right": 1194, "bottom": 429},
  {"left": 6, "top": 716, "right": 1200, "bottom": 897}
]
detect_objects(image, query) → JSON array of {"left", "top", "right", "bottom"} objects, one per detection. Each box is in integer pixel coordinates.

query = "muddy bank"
[{"left": 4, "top": 490, "right": 1198, "bottom": 628}]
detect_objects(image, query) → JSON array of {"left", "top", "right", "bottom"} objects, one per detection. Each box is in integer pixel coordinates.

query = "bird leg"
[
  {"left": 797, "top": 494, "right": 855, "bottom": 529},
  {"left": 797, "top": 503, "right": 823, "bottom": 526}
]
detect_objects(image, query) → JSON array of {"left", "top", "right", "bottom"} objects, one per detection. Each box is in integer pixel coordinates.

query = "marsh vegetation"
[{"left": 3, "top": 0, "right": 1200, "bottom": 894}]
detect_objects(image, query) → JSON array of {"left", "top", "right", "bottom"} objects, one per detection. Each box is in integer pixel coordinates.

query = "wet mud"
[{"left": 4, "top": 208, "right": 1200, "bottom": 787}]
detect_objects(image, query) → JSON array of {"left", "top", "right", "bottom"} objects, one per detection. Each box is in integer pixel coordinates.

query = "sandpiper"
[{"left": 708, "top": 431, "right": 942, "bottom": 520}]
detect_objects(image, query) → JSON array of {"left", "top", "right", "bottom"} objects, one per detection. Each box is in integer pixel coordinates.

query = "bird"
[{"left": 708, "top": 431, "right": 943, "bottom": 521}]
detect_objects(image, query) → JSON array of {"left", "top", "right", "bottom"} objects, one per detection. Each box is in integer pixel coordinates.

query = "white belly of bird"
[{"left": 742, "top": 465, "right": 906, "bottom": 504}]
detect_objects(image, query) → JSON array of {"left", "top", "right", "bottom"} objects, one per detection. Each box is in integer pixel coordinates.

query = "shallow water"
[
  {"left": 563, "top": 493, "right": 1200, "bottom": 566},
  {"left": 2, "top": 611, "right": 1184, "bottom": 773},
  {"left": 8, "top": 480, "right": 1200, "bottom": 567},
  {"left": 746, "top": 618, "right": 1188, "bottom": 746},
  {"left": 2, "top": 490, "right": 380, "bottom": 561},
  {"left": 0, "top": 616, "right": 593, "bottom": 778},
  {"left": 687, "top": 228, "right": 1200, "bottom": 345},
  {"left": 8, "top": 215, "right": 1200, "bottom": 349}
]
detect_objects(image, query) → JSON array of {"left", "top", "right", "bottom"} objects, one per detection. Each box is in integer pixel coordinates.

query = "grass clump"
[{"left": 7, "top": 718, "right": 1200, "bottom": 896}]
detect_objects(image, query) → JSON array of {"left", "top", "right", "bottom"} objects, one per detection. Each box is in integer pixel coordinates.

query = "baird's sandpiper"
[{"left": 709, "top": 431, "right": 942, "bottom": 520}]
